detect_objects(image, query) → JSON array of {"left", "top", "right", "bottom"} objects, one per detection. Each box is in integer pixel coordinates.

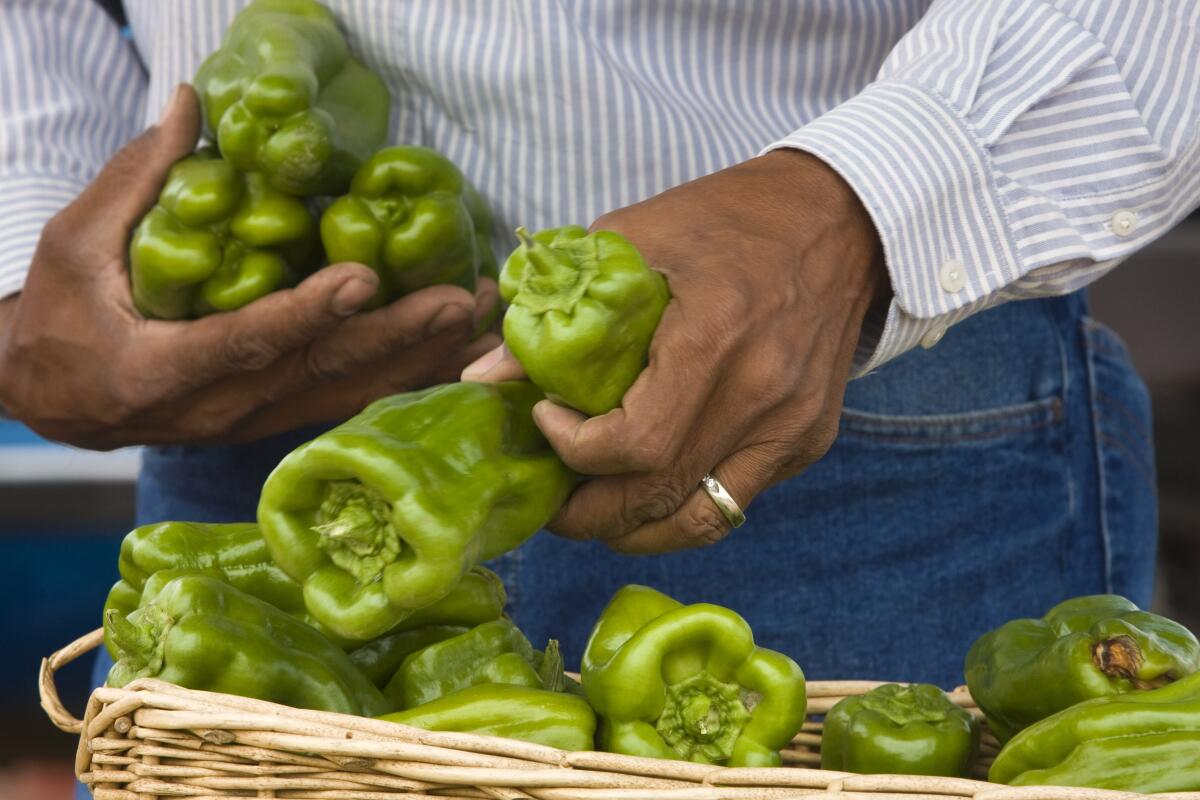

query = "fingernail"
[
  {"left": 462, "top": 346, "right": 505, "bottom": 380},
  {"left": 531, "top": 399, "right": 554, "bottom": 425},
  {"left": 330, "top": 276, "right": 377, "bottom": 316},
  {"left": 426, "top": 303, "right": 471, "bottom": 336},
  {"left": 157, "top": 85, "right": 184, "bottom": 125}
]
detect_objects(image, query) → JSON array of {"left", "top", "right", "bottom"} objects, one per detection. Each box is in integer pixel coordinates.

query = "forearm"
[{"left": 767, "top": 0, "right": 1200, "bottom": 372}]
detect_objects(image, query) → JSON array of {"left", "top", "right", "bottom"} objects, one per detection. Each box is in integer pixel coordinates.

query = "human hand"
[
  {"left": 0, "top": 85, "right": 499, "bottom": 450},
  {"left": 465, "top": 150, "right": 884, "bottom": 553}
]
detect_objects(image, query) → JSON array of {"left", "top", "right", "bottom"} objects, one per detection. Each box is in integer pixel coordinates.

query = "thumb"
[
  {"left": 70, "top": 83, "right": 202, "bottom": 248},
  {"left": 461, "top": 343, "right": 527, "bottom": 382}
]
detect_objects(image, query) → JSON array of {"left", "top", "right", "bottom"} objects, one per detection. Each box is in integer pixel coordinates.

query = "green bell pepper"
[
  {"left": 349, "top": 565, "right": 508, "bottom": 685},
  {"left": 379, "top": 684, "right": 596, "bottom": 751},
  {"left": 351, "top": 625, "right": 468, "bottom": 688},
  {"left": 102, "top": 521, "right": 303, "bottom": 659},
  {"left": 104, "top": 575, "right": 387, "bottom": 716},
  {"left": 385, "top": 618, "right": 560, "bottom": 710},
  {"left": 499, "top": 225, "right": 670, "bottom": 417},
  {"left": 105, "top": 521, "right": 507, "bottom": 656},
  {"left": 965, "top": 594, "right": 1200, "bottom": 742},
  {"left": 581, "top": 585, "right": 806, "bottom": 767},
  {"left": 821, "top": 683, "right": 980, "bottom": 776},
  {"left": 193, "top": 0, "right": 390, "bottom": 196},
  {"left": 257, "top": 380, "right": 575, "bottom": 642},
  {"left": 463, "top": 183, "right": 498, "bottom": 282},
  {"left": 320, "top": 146, "right": 491, "bottom": 306},
  {"left": 129, "top": 148, "right": 321, "bottom": 320},
  {"left": 989, "top": 668, "right": 1200, "bottom": 792}
]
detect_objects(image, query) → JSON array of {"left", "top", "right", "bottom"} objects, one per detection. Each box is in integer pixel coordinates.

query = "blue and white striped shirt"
[{"left": 2, "top": 0, "right": 1197, "bottom": 371}]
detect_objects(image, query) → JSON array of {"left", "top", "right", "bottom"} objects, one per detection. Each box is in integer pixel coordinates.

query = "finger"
[
  {"left": 209, "top": 328, "right": 503, "bottom": 443},
  {"left": 66, "top": 84, "right": 202, "bottom": 249},
  {"left": 601, "top": 445, "right": 777, "bottom": 555},
  {"left": 544, "top": 377, "right": 794, "bottom": 544},
  {"left": 141, "top": 263, "right": 380, "bottom": 389},
  {"left": 461, "top": 343, "right": 526, "bottom": 382},
  {"left": 295, "top": 281, "right": 477, "bottom": 384},
  {"left": 472, "top": 277, "right": 500, "bottom": 330},
  {"left": 544, "top": 472, "right": 667, "bottom": 543},
  {"left": 529, "top": 302, "right": 721, "bottom": 476}
]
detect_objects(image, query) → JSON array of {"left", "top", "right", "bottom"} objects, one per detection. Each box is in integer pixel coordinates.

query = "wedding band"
[{"left": 700, "top": 473, "right": 746, "bottom": 529}]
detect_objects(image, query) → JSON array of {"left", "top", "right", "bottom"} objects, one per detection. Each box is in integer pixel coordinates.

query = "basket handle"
[{"left": 39, "top": 628, "right": 104, "bottom": 734}]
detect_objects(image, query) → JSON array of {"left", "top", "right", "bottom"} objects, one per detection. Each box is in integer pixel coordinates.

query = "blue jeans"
[{"left": 81, "top": 291, "right": 1155, "bottom": 796}]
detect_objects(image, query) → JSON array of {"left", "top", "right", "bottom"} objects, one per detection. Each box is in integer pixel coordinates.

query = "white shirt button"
[
  {"left": 1110, "top": 209, "right": 1138, "bottom": 237},
  {"left": 921, "top": 326, "right": 947, "bottom": 349},
  {"left": 939, "top": 259, "right": 966, "bottom": 293}
]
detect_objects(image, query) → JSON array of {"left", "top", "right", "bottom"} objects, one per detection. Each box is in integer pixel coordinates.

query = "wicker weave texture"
[{"left": 40, "top": 629, "right": 1199, "bottom": 800}]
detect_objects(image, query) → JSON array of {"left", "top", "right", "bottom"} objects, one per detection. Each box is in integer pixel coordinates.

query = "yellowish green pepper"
[
  {"left": 129, "top": 148, "right": 320, "bottom": 320},
  {"left": 193, "top": 0, "right": 390, "bottom": 196},
  {"left": 320, "top": 146, "right": 491, "bottom": 306},
  {"left": 105, "top": 575, "right": 387, "bottom": 716},
  {"left": 499, "top": 225, "right": 670, "bottom": 416},
  {"left": 989, "top": 669, "right": 1200, "bottom": 792},
  {"left": 379, "top": 684, "right": 596, "bottom": 751},
  {"left": 385, "top": 618, "right": 554, "bottom": 710},
  {"left": 582, "top": 585, "right": 806, "bottom": 767},
  {"left": 257, "top": 381, "right": 575, "bottom": 642}
]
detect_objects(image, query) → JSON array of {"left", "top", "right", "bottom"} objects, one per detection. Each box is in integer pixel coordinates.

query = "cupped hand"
[
  {"left": 465, "top": 150, "right": 885, "bottom": 554},
  {"left": 0, "top": 85, "right": 499, "bottom": 450}
]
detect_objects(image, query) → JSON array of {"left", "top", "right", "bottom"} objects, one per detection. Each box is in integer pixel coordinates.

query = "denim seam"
[
  {"left": 838, "top": 408, "right": 1061, "bottom": 445},
  {"left": 1081, "top": 317, "right": 1115, "bottom": 594},
  {"left": 1093, "top": 390, "right": 1154, "bottom": 447},
  {"left": 1044, "top": 296, "right": 1077, "bottom": 567},
  {"left": 839, "top": 397, "right": 1062, "bottom": 444},
  {"left": 1097, "top": 432, "right": 1157, "bottom": 495}
]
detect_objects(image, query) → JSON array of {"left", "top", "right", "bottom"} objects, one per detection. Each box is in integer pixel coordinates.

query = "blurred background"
[{"left": 0, "top": 217, "right": 1196, "bottom": 797}]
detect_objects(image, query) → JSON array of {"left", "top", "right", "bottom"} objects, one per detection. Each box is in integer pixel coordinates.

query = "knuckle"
[
  {"left": 807, "top": 417, "right": 840, "bottom": 458},
  {"left": 221, "top": 334, "right": 280, "bottom": 371},
  {"left": 589, "top": 209, "right": 628, "bottom": 235},
  {"left": 37, "top": 213, "right": 73, "bottom": 252},
  {"left": 680, "top": 501, "right": 731, "bottom": 547},
  {"left": 740, "top": 348, "right": 796, "bottom": 410},
  {"left": 101, "top": 378, "right": 145, "bottom": 427},
  {"left": 627, "top": 474, "right": 690, "bottom": 525},
  {"left": 302, "top": 343, "right": 355, "bottom": 383}
]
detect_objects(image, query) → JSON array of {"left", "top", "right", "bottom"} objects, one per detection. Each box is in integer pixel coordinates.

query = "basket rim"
[{"left": 41, "top": 628, "right": 1197, "bottom": 800}]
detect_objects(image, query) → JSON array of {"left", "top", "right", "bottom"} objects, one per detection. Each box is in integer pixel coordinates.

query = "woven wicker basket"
[{"left": 42, "top": 628, "right": 1189, "bottom": 800}]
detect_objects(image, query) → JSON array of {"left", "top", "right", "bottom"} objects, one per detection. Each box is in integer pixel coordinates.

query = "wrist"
[{"left": 758, "top": 148, "right": 888, "bottom": 324}]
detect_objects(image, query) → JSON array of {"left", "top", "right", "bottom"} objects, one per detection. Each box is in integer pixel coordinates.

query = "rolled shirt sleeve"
[
  {"left": 766, "top": 0, "right": 1200, "bottom": 373},
  {"left": 0, "top": 0, "right": 147, "bottom": 298}
]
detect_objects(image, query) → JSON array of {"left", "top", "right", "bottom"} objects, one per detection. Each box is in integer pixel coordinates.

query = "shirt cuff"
[
  {"left": 0, "top": 174, "right": 87, "bottom": 299},
  {"left": 764, "top": 80, "right": 1018, "bottom": 374}
]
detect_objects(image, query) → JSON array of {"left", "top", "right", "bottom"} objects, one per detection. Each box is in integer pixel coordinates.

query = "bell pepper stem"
[
  {"left": 682, "top": 694, "right": 719, "bottom": 737},
  {"left": 105, "top": 608, "right": 154, "bottom": 660},
  {"left": 656, "top": 672, "right": 751, "bottom": 761},
  {"left": 314, "top": 480, "right": 403, "bottom": 584},
  {"left": 514, "top": 226, "right": 577, "bottom": 288},
  {"left": 314, "top": 503, "right": 379, "bottom": 549},
  {"left": 1093, "top": 635, "right": 1176, "bottom": 689},
  {"left": 538, "top": 639, "right": 566, "bottom": 692}
]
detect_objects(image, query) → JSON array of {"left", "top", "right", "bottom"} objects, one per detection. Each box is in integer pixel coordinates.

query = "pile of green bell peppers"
[{"left": 130, "top": 0, "right": 496, "bottom": 319}]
